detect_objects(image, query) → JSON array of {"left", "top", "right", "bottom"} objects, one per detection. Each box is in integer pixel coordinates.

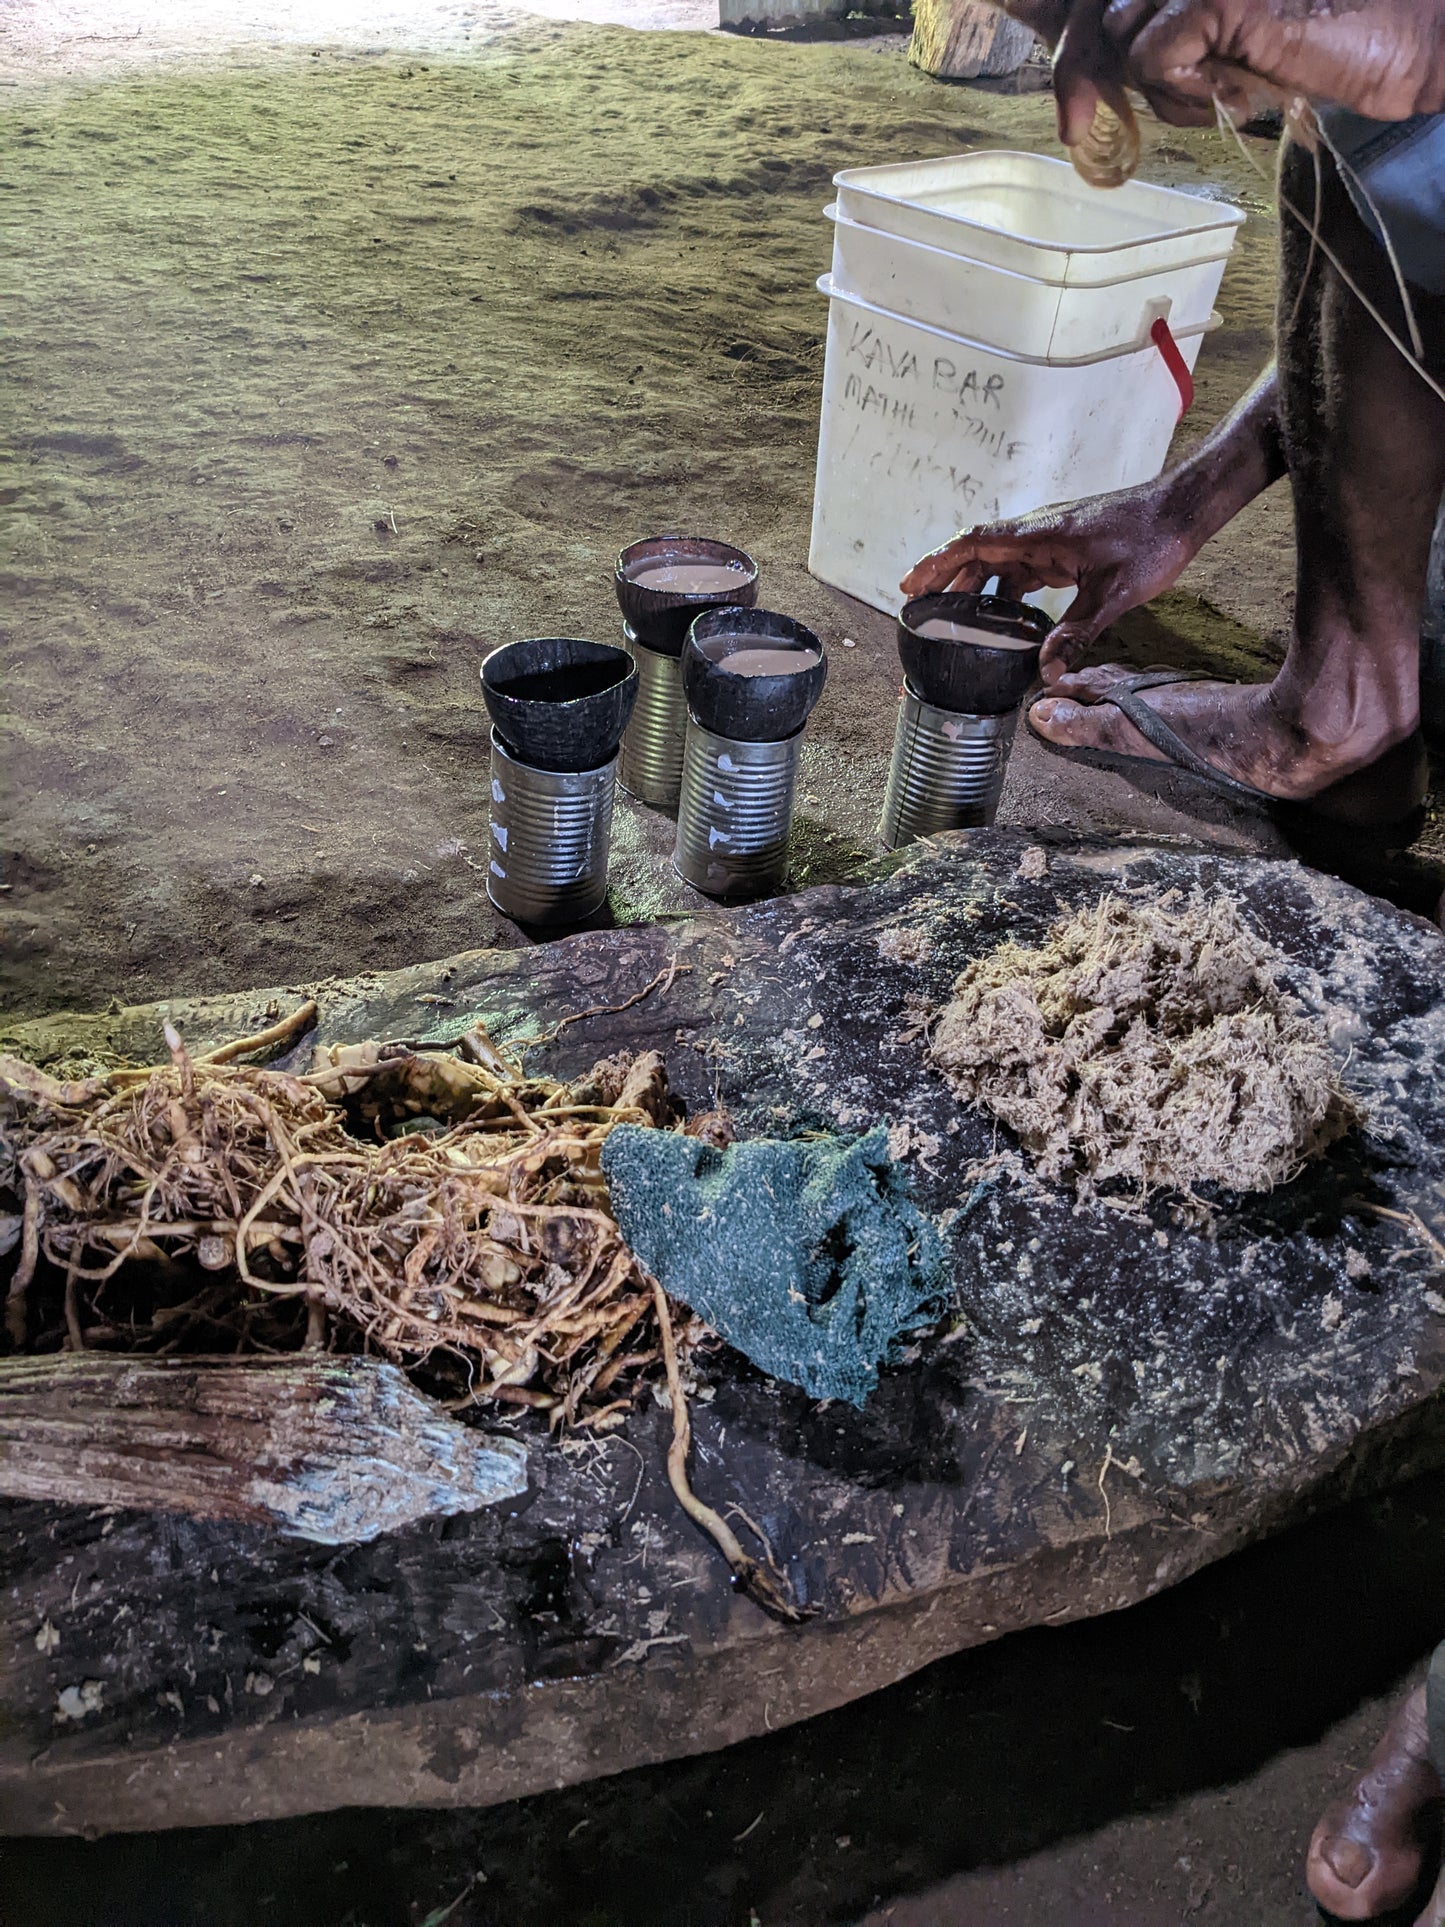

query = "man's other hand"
[{"left": 1105, "top": 0, "right": 1445, "bottom": 126}]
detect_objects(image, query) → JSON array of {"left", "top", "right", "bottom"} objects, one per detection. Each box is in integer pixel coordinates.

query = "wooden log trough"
[{"left": 1, "top": 829, "right": 1443, "bottom": 1838}]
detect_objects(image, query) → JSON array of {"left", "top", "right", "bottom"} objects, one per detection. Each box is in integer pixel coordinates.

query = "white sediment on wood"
[{"left": 0, "top": 1354, "right": 528, "bottom": 1543}]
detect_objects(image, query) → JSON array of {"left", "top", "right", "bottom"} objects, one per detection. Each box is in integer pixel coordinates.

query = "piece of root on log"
[
  {"left": 1, "top": 1019, "right": 810, "bottom": 1604},
  {"left": 106, "top": 999, "right": 320, "bottom": 1084},
  {"left": 651, "top": 1277, "right": 812, "bottom": 1625},
  {"left": 0, "top": 1352, "right": 527, "bottom": 1544}
]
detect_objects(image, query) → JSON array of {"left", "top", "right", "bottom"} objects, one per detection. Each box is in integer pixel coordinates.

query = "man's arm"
[
  {"left": 1159, "top": 365, "right": 1285, "bottom": 545},
  {"left": 901, "top": 368, "right": 1285, "bottom": 669}
]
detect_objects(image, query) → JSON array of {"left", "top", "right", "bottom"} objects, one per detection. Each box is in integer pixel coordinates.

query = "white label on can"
[
  {"left": 490, "top": 860, "right": 506, "bottom": 878},
  {"left": 708, "top": 827, "right": 731, "bottom": 848},
  {"left": 717, "top": 753, "right": 737, "bottom": 773},
  {"left": 491, "top": 778, "right": 506, "bottom": 803},
  {"left": 492, "top": 823, "right": 508, "bottom": 850},
  {"left": 711, "top": 789, "right": 732, "bottom": 811},
  {"left": 941, "top": 720, "right": 964, "bottom": 741}
]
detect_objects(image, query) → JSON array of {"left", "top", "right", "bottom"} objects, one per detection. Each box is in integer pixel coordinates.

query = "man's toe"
[
  {"left": 1030, "top": 696, "right": 1147, "bottom": 759},
  {"left": 1308, "top": 1825, "right": 1378, "bottom": 1914},
  {"left": 1320, "top": 1834, "right": 1375, "bottom": 1889},
  {"left": 1308, "top": 1814, "right": 1430, "bottom": 1919},
  {"left": 1046, "top": 664, "right": 1135, "bottom": 701},
  {"left": 1032, "top": 697, "right": 1094, "bottom": 747}
]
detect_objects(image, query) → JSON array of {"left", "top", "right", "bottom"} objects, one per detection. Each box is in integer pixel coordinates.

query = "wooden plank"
[
  {"left": 0, "top": 831, "right": 1443, "bottom": 1838},
  {"left": 910, "top": 0, "right": 1035, "bottom": 78},
  {"left": 0, "top": 1354, "right": 527, "bottom": 1544}
]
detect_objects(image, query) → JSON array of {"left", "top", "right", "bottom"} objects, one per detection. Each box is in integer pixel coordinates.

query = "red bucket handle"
[{"left": 1150, "top": 315, "right": 1194, "bottom": 422}]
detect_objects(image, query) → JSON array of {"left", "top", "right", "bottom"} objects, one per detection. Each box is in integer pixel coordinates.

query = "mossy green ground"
[{"left": 4, "top": 27, "right": 1285, "bottom": 1022}]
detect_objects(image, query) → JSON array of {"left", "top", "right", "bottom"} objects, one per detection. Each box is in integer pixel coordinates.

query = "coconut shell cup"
[
  {"left": 481, "top": 636, "right": 638, "bottom": 772},
  {"left": 897, "top": 592, "right": 1051, "bottom": 716},
  {"left": 682, "top": 607, "right": 827, "bottom": 743},
  {"left": 615, "top": 536, "right": 759, "bottom": 657}
]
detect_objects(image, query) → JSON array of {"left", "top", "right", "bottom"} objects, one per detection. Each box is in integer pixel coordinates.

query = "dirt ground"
[
  {"left": 4, "top": 5, "right": 1444, "bottom": 1921},
  {"left": 3, "top": 0, "right": 1327, "bottom": 1029}
]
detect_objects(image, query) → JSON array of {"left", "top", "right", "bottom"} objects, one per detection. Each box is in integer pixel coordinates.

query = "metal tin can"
[
  {"left": 617, "top": 626, "right": 688, "bottom": 810},
  {"left": 879, "top": 682, "right": 1015, "bottom": 851},
  {"left": 673, "top": 720, "right": 800, "bottom": 900},
  {"left": 486, "top": 730, "right": 615, "bottom": 927}
]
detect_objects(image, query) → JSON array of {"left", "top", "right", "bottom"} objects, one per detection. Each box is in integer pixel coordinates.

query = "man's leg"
[
  {"left": 1031, "top": 137, "right": 1445, "bottom": 816},
  {"left": 1307, "top": 1660, "right": 1443, "bottom": 1918}
]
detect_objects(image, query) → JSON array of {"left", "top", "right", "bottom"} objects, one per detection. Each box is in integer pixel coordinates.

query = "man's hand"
[
  {"left": 1105, "top": 0, "right": 1445, "bottom": 126},
  {"left": 902, "top": 373, "right": 1286, "bottom": 677},
  {"left": 992, "top": 1, "right": 1140, "bottom": 160},
  {"left": 899, "top": 483, "right": 1201, "bottom": 677}
]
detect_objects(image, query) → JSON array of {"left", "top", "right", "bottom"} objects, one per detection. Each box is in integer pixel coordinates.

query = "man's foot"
[
  {"left": 1307, "top": 1685, "right": 1442, "bottom": 1920},
  {"left": 1029, "top": 663, "right": 1419, "bottom": 810}
]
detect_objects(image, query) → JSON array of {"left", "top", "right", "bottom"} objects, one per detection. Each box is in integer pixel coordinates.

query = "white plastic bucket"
[
  {"left": 825, "top": 202, "right": 1229, "bottom": 360},
  {"left": 807, "top": 276, "right": 1213, "bottom": 617},
  {"left": 832, "top": 150, "right": 1244, "bottom": 286}
]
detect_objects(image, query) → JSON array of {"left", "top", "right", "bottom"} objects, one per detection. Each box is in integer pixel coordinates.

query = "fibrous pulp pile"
[{"left": 930, "top": 891, "right": 1363, "bottom": 1196}]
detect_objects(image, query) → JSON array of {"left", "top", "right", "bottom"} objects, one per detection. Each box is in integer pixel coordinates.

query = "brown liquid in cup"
[
  {"left": 700, "top": 639, "right": 821, "bottom": 677},
  {"left": 911, "top": 618, "right": 1039, "bottom": 649},
  {"left": 629, "top": 561, "right": 752, "bottom": 594}
]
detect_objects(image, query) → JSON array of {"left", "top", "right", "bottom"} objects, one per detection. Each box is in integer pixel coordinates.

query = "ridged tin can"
[
  {"left": 673, "top": 720, "right": 800, "bottom": 900},
  {"left": 617, "top": 627, "right": 687, "bottom": 810},
  {"left": 486, "top": 730, "right": 615, "bottom": 927},
  {"left": 879, "top": 683, "right": 1014, "bottom": 850}
]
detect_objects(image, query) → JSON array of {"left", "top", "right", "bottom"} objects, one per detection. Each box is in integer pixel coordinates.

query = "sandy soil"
[
  {"left": 2, "top": 9, "right": 1300, "bottom": 1024},
  {"left": 0, "top": 0, "right": 718, "bottom": 82}
]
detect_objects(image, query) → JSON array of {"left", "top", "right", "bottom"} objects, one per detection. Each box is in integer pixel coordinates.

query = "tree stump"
[{"left": 910, "top": 0, "right": 1036, "bottom": 78}]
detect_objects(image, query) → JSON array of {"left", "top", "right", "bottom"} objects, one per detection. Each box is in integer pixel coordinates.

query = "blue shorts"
[{"left": 1316, "top": 106, "right": 1445, "bottom": 296}]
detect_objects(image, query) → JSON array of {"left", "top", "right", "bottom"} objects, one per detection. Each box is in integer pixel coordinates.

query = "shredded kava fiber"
[
  {"left": 929, "top": 891, "right": 1363, "bottom": 1197},
  {"left": 0, "top": 1014, "right": 701, "bottom": 1429}
]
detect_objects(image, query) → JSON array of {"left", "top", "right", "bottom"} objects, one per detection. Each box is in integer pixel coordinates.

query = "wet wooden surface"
[
  {"left": 2, "top": 829, "right": 1443, "bottom": 1837},
  {"left": 0, "top": 1354, "right": 528, "bottom": 1543}
]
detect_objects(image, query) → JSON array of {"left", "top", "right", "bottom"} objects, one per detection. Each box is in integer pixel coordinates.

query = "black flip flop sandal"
[{"left": 1025, "top": 669, "right": 1428, "bottom": 846}]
